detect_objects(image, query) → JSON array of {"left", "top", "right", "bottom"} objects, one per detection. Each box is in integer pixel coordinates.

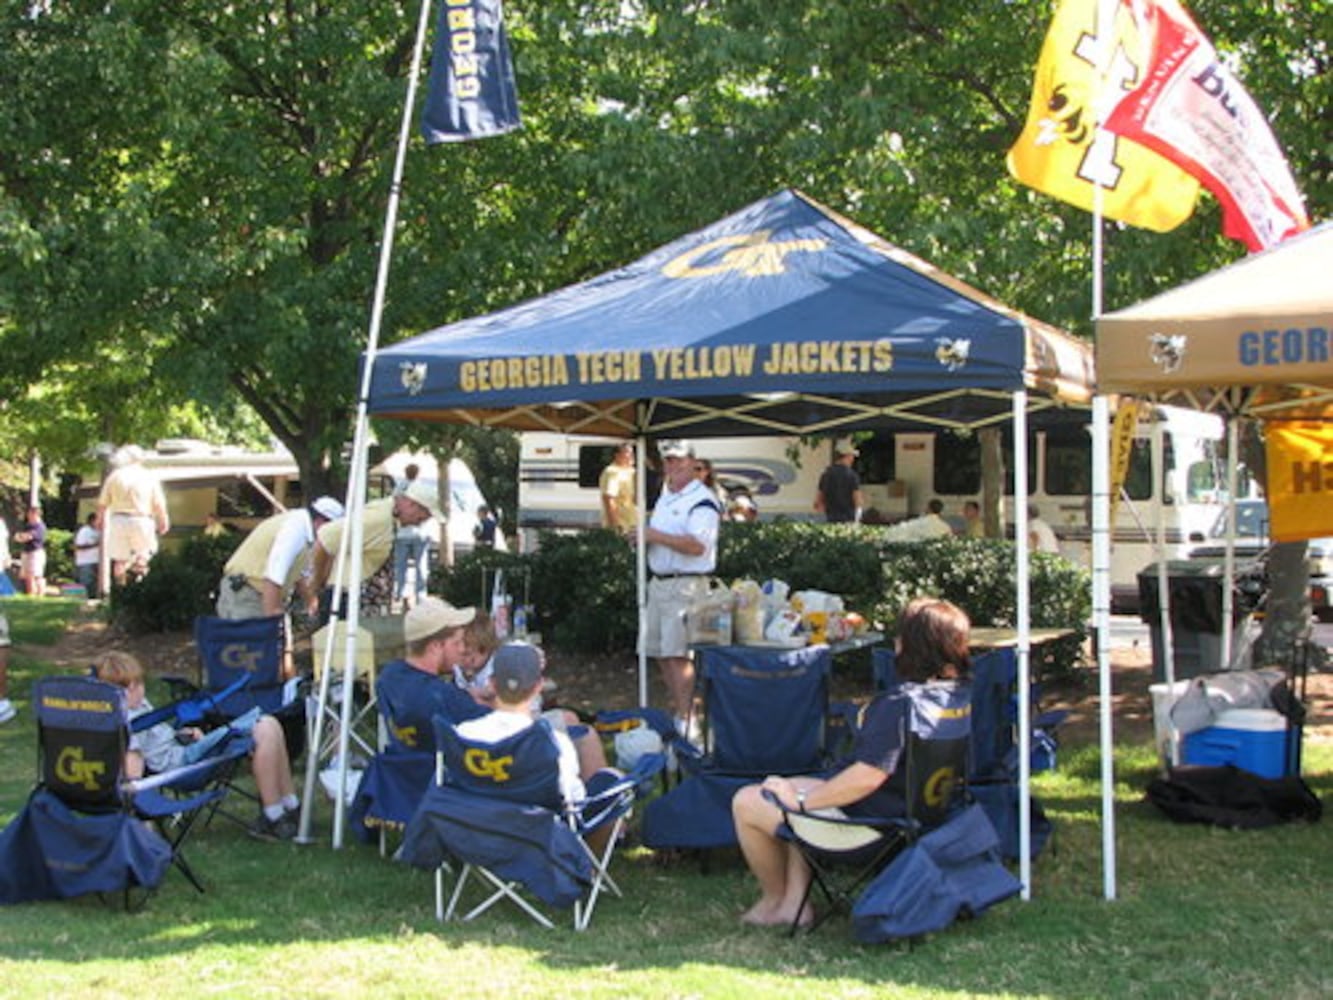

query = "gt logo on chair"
[
  {"left": 219, "top": 643, "right": 264, "bottom": 673},
  {"left": 463, "top": 748, "right": 514, "bottom": 782},
  {"left": 55, "top": 746, "right": 107, "bottom": 792},
  {"left": 923, "top": 766, "right": 958, "bottom": 810}
]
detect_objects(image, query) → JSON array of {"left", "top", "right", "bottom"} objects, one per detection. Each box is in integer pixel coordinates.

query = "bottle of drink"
[{"left": 513, "top": 604, "right": 528, "bottom": 638}]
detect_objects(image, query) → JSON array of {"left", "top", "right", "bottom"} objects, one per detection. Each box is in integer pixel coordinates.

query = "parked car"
[{"left": 1187, "top": 498, "right": 1333, "bottom": 622}]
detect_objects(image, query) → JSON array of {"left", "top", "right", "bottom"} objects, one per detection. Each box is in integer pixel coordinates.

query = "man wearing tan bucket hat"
[{"left": 311, "top": 479, "right": 444, "bottom": 604}]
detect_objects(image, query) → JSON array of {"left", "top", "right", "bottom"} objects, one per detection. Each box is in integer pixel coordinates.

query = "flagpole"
[
  {"left": 302, "top": 0, "right": 437, "bottom": 849},
  {"left": 1091, "top": 0, "right": 1118, "bottom": 902}
]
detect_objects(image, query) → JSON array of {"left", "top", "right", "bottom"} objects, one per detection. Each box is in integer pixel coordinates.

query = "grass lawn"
[{"left": 2, "top": 598, "right": 1331, "bottom": 999}]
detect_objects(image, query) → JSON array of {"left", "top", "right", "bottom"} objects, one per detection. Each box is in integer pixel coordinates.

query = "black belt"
[{"left": 651, "top": 572, "right": 706, "bottom": 580}]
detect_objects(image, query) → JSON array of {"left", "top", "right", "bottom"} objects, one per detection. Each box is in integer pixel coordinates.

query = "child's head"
[
  {"left": 489, "top": 643, "right": 543, "bottom": 707},
  {"left": 94, "top": 650, "right": 146, "bottom": 706},
  {"left": 460, "top": 611, "right": 500, "bottom": 675}
]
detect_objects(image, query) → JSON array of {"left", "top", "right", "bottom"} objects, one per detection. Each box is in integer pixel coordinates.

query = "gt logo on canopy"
[{"left": 662, "top": 231, "right": 827, "bottom": 279}]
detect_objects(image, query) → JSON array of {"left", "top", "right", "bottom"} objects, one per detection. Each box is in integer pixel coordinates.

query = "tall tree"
[{"left": 1, "top": 0, "right": 1326, "bottom": 503}]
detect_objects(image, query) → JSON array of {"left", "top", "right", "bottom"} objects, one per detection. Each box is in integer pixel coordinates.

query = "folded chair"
[
  {"left": 765, "top": 679, "right": 973, "bottom": 935},
  {"left": 0, "top": 676, "right": 243, "bottom": 907},
  {"left": 644, "top": 644, "right": 833, "bottom": 851},
  {"left": 400, "top": 716, "right": 664, "bottom": 931}
]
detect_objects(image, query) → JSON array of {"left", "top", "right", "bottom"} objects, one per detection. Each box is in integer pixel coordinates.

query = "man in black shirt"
[{"left": 814, "top": 440, "right": 864, "bottom": 524}]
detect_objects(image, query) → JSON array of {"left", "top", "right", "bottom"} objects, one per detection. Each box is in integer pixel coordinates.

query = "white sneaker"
[{"left": 0, "top": 699, "right": 15, "bottom": 724}]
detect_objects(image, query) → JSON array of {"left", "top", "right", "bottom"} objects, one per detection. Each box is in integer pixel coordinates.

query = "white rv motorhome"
[{"left": 517, "top": 406, "right": 1237, "bottom": 611}]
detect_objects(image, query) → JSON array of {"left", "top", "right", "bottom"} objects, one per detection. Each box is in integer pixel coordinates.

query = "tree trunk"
[{"left": 979, "top": 429, "right": 1004, "bottom": 538}]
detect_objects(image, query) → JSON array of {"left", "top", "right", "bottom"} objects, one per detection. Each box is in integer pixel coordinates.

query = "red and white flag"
[{"left": 1103, "top": 0, "right": 1309, "bottom": 251}]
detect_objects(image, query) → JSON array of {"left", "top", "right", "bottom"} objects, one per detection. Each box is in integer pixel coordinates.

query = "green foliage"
[
  {"left": 436, "top": 523, "right": 1089, "bottom": 672},
  {"left": 43, "top": 527, "right": 73, "bottom": 584},
  {"left": 109, "top": 533, "right": 236, "bottom": 634}
]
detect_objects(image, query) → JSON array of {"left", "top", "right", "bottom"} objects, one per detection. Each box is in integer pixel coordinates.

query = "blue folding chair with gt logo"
[
  {"left": 0, "top": 676, "right": 248, "bottom": 908},
  {"left": 400, "top": 716, "right": 662, "bottom": 931}
]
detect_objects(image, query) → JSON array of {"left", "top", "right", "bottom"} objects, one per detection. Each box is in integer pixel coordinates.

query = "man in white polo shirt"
[{"left": 640, "top": 439, "right": 722, "bottom": 742}]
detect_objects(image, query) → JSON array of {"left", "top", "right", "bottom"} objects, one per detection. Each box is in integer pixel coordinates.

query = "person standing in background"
[
  {"left": 14, "top": 506, "right": 46, "bottom": 597},
  {"left": 96, "top": 444, "right": 169, "bottom": 587},
  {"left": 73, "top": 512, "right": 101, "bottom": 598},
  {"left": 814, "top": 440, "right": 863, "bottom": 524},
  {"left": 640, "top": 440, "right": 721, "bottom": 741},
  {"left": 599, "top": 442, "right": 638, "bottom": 534},
  {"left": 392, "top": 463, "right": 431, "bottom": 609},
  {"left": 473, "top": 505, "right": 498, "bottom": 549},
  {"left": 962, "top": 500, "right": 985, "bottom": 539},
  {"left": 0, "top": 608, "right": 14, "bottom": 724},
  {"left": 217, "top": 496, "right": 345, "bottom": 621}
]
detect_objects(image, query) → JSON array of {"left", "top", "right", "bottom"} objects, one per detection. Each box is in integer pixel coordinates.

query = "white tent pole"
[
  {"left": 1153, "top": 414, "right": 1177, "bottom": 695},
  {"left": 635, "top": 434, "right": 648, "bottom": 706},
  {"left": 315, "top": 0, "right": 434, "bottom": 849},
  {"left": 1092, "top": 396, "right": 1117, "bottom": 900},
  {"left": 1221, "top": 419, "right": 1239, "bottom": 666},
  {"left": 1013, "top": 391, "right": 1032, "bottom": 899}
]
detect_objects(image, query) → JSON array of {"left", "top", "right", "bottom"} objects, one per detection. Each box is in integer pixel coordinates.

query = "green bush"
[
  {"left": 44, "top": 528, "right": 74, "bottom": 584},
  {"left": 110, "top": 533, "right": 238, "bottom": 633},
  {"left": 433, "top": 524, "right": 1090, "bottom": 676}
]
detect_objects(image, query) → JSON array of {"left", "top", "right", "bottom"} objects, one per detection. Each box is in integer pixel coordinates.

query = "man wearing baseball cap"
[
  {"left": 456, "top": 641, "right": 623, "bottom": 852},
  {"left": 814, "top": 439, "right": 864, "bottom": 524},
  {"left": 311, "top": 479, "right": 442, "bottom": 603},
  {"left": 375, "top": 597, "right": 490, "bottom": 753},
  {"left": 640, "top": 439, "right": 722, "bottom": 742},
  {"left": 217, "top": 495, "right": 346, "bottom": 620}
]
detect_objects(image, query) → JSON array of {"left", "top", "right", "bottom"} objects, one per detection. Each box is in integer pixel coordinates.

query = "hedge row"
[{"left": 436, "top": 523, "right": 1091, "bottom": 674}]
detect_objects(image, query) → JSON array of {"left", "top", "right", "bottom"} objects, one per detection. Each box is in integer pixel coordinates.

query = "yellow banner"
[
  {"left": 1108, "top": 399, "right": 1140, "bottom": 526},
  {"left": 1007, "top": 0, "right": 1200, "bottom": 232},
  {"left": 1265, "top": 421, "right": 1333, "bottom": 542}
]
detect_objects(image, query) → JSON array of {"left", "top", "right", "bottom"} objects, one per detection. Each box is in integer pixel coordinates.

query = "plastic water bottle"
[{"left": 513, "top": 605, "right": 528, "bottom": 638}]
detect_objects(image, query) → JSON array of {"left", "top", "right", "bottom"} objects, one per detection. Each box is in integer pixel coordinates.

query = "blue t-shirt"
[
  {"left": 843, "top": 693, "right": 911, "bottom": 818},
  {"left": 375, "top": 659, "right": 489, "bottom": 753}
]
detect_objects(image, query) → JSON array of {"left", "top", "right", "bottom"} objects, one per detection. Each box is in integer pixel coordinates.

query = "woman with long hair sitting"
[{"left": 731, "top": 597, "right": 972, "bottom": 928}]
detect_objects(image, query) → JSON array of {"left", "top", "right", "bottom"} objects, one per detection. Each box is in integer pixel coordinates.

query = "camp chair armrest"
[{"left": 123, "top": 739, "right": 252, "bottom": 796}]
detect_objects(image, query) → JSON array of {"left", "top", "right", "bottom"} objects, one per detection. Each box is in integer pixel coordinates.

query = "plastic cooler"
[{"left": 1181, "top": 708, "right": 1291, "bottom": 779}]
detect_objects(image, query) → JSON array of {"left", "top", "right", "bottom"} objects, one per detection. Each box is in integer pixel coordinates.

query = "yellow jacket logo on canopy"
[
  {"left": 1007, "top": 0, "right": 1199, "bottom": 232},
  {"left": 1265, "top": 421, "right": 1333, "bottom": 543}
]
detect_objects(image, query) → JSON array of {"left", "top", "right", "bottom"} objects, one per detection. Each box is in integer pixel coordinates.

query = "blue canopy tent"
[
  {"left": 319, "top": 189, "right": 1093, "bottom": 885},
  {"left": 367, "top": 189, "right": 1093, "bottom": 436}
]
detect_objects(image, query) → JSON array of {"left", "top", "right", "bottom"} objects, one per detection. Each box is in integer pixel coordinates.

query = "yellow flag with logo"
[
  {"left": 1265, "top": 421, "right": 1333, "bottom": 542},
  {"left": 1007, "top": 0, "right": 1200, "bottom": 232},
  {"left": 1108, "top": 398, "right": 1141, "bottom": 527}
]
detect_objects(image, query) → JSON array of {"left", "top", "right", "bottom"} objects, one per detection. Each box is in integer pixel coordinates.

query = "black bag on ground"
[{"left": 1146, "top": 764, "right": 1322, "bottom": 829}]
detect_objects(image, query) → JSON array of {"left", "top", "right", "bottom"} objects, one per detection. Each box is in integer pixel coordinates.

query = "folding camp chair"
[
  {"left": 1, "top": 676, "right": 247, "bottom": 907},
  {"left": 766, "top": 679, "right": 972, "bottom": 935},
  {"left": 875, "top": 645, "right": 1062, "bottom": 861},
  {"left": 127, "top": 674, "right": 259, "bottom": 832},
  {"left": 400, "top": 716, "right": 664, "bottom": 931},
  {"left": 643, "top": 643, "right": 833, "bottom": 851},
  {"left": 190, "top": 615, "right": 306, "bottom": 762}
]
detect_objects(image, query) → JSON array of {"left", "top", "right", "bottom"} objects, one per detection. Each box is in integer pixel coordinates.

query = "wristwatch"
[{"left": 796, "top": 788, "right": 808, "bottom": 812}]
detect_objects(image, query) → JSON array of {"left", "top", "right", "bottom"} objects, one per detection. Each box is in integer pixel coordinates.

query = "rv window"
[
  {"left": 1121, "top": 439, "right": 1155, "bottom": 502},
  {"left": 578, "top": 446, "right": 616, "bottom": 490},
  {"left": 1044, "top": 429, "right": 1092, "bottom": 496},
  {"left": 932, "top": 432, "right": 979, "bottom": 495},
  {"left": 854, "top": 432, "right": 896, "bottom": 485}
]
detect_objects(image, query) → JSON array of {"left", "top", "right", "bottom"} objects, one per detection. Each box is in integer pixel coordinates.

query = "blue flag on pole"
[{"left": 421, "top": 0, "right": 521, "bottom": 144}]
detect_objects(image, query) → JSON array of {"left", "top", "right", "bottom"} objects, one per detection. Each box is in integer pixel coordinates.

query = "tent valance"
[{"left": 1097, "top": 221, "right": 1333, "bottom": 417}]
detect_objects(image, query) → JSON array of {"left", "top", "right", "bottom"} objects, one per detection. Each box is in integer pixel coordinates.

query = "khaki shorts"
[
  {"left": 106, "top": 513, "right": 159, "bottom": 563},
  {"left": 639, "top": 576, "right": 708, "bottom": 659}
]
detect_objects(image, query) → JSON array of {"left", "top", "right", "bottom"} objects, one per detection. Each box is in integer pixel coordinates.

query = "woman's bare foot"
[
  {"left": 740, "top": 900, "right": 815, "bottom": 928},
  {"left": 740, "top": 900, "right": 782, "bottom": 925}
]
